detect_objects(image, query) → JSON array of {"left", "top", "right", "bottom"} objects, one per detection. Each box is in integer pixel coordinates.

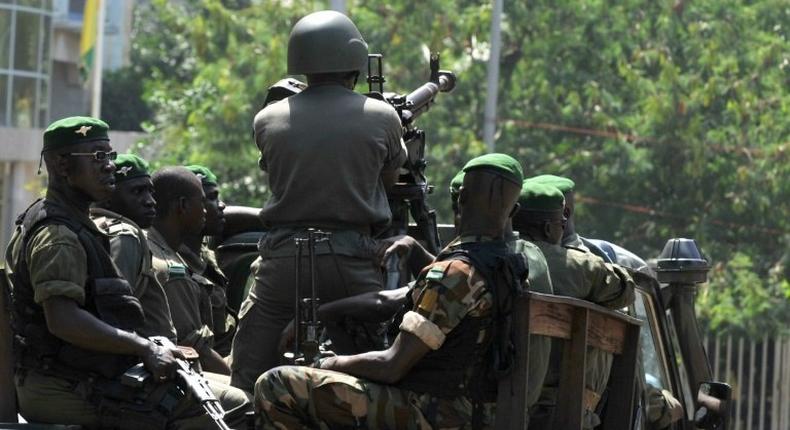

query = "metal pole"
[
  {"left": 482, "top": 0, "right": 503, "bottom": 152},
  {"left": 91, "top": 0, "right": 105, "bottom": 118}
]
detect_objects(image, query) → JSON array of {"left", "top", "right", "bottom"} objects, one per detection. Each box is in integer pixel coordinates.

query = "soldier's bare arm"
[
  {"left": 320, "top": 330, "right": 431, "bottom": 384},
  {"left": 42, "top": 296, "right": 183, "bottom": 379},
  {"left": 200, "top": 347, "right": 231, "bottom": 375},
  {"left": 378, "top": 235, "right": 435, "bottom": 277}
]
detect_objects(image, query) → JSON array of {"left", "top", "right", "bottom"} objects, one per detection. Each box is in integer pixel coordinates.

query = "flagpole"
[
  {"left": 90, "top": 0, "right": 105, "bottom": 118},
  {"left": 483, "top": 0, "right": 503, "bottom": 152}
]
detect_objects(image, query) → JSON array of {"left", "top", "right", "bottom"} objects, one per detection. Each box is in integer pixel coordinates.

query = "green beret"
[
  {"left": 519, "top": 182, "right": 565, "bottom": 213},
  {"left": 43, "top": 116, "right": 109, "bottom": 152},
  {"left": 114, "top": 154, "right": 150, "bottom": 183},
  {"left": 449, "top": 171, "right": 465, "bottom": 196},
  {"left": 462, "top": 153, "right": 523, "bottom": 185},
  {"left": 527, "top": 174, "right": 575, "bottom": 194},
  {"left": 185, "top": 165, "right": 218, "bottom": 186}
]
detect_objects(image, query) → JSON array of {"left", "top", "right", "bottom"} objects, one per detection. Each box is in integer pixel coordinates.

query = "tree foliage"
[{"left": 125, "top": 0, "right": 789, "bottom": 336}]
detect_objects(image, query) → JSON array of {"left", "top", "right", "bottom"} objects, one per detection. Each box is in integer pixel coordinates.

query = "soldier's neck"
[
  {"left": 152, "top": 218, "right": 184, "bottom": 251},
  {"left": 183, "top": 235, "right": 203, "bottom": 254},
  {"left": 47, "top": 182, "right": 91, "bottom": 215},
  {"left": 563, "top": 217, "right": 576, "bottom": 240},
  {"left": 458, "top": 221, "right": 505, "bottom": 240}
]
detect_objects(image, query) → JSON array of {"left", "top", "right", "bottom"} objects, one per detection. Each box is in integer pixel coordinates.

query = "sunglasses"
[{"left": 68, "top": 150, "right": 118, "bottom": 162}]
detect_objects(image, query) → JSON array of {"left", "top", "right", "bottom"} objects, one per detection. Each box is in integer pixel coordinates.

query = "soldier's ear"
[
  {"left": 458, "top": 186, "right": 468, "bottom": 206},
  {"left": 543, "top": 221, "right": 552, "bottom": 239},
  {"left": 52, "top": 153, "right": 72, "bottom": 178},
  {"left": 177, "top": 196, "right": 189, "bottom": 214}
]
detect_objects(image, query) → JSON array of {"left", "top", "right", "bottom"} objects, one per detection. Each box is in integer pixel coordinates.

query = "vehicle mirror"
[{"left": 694, "top": 381, "right": 731, "bottom": 429}]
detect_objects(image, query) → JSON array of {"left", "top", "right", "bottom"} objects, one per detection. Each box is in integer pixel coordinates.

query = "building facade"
[{"left": 0, "top": 0, "right": 141, "bottom": 249}]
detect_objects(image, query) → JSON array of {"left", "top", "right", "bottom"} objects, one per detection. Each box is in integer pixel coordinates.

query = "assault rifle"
[
  {"left": 122, "top": 337, "right": 231, "bottom": 430},
  {"left": 282, "top": 229, "right": 332, "bottom": 366},
  {"left": 261, "top": 52, "right": 457, "bottom": 255}
]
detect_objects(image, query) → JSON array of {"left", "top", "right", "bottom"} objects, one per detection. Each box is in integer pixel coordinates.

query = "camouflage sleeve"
[
  {"left": 584, "top": 256, "right": 636, "bottom": 309},
  {"left": 399, "top": 259, "right": 488, "bottom": 350},
  {"left": 26, "top": 225, "right": 87, "bottom": 305},
  {"left": 108, "top": 234, "right": 143, "bottom": 292}
]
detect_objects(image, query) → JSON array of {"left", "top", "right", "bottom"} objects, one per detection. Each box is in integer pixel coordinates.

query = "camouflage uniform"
[
  {"left": 529, "top": 240, "right": 636, "bottom": 429},
  {"left": 179, "top": 244, "right": 236, "bottom": 357},
  {"left": 256, "top": 236, "right": 516, "bottom": 429},
  {"left": 91, "top": 207, "right": 177, "bottom": 340}
]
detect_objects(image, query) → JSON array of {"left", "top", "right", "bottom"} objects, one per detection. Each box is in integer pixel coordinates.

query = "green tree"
[{"left": 130, "top": 0, "right": 789, "bottom": 336}]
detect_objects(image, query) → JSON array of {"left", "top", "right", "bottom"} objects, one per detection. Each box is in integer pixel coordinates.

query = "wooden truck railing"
[{"left": 496, "top": 291, "right": 643, "bottom": 430}]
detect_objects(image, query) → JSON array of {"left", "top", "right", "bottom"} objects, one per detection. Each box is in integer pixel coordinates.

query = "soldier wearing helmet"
[{"left": 230, "top": 10, "right": 407, "bottom": 393}]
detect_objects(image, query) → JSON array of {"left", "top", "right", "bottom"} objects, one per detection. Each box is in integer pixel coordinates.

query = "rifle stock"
[{"left": 149, "top": 337, "right": 231, "bottom": 430}]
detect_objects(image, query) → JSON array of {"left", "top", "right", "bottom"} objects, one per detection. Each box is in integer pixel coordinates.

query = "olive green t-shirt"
[
  {"left": 254, "top": 84, "right": 407, "bottom": 233},
  {"left": 91, "top": 208, "right": 177, "bottom": 341},
  {"left": 146, "top": 227, "right": 213, "bottom": 356},
  {"left": 5, "top": 191, "right": 105, "bottom": 307},
  {"left": 178, "top": 244, "right": 235, "bottom": 356}
]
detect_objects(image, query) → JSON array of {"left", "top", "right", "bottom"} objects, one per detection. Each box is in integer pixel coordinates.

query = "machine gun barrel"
[{"left": 400, "top": 54, "right": 457, "bottom": 124}]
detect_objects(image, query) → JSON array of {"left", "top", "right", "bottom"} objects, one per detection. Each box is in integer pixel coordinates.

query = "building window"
[
  {"left": 0, "top": 75, "right": 7, "bottom": 122},
  {"left": 14, "top": 11, "right": 40, "bottom": 72},
  {"left": 0, "top": 1, "right": 51, "bottom": 128},
  {"left": 0, "top": 10, "right": 10, "bottom": 69}
]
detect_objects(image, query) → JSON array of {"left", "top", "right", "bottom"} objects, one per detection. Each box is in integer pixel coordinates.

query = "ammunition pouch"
[{"left": 90, "top": 277, "right": 145, "bottom": 331}]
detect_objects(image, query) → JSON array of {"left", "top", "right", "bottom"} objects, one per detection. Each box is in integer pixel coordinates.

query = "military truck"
[
  {"left": 0, "top": 220, "right": 730, "bottom": 429},
  {"left": 214, "top": 222, "right": 731, "bottom": 430}
]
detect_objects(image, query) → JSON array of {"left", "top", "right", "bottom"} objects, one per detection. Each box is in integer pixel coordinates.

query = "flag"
[{"left": 79, "top": 0, "right": 101, "bottom": 83}]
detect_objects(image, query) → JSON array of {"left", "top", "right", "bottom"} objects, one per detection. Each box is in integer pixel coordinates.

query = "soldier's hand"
[
  {"left": 142, "top": 341, "right": 185, "bottom": 382},
  {"left": 377, "top": 235, "right": 417, "bottom": 267},
  {"left": 662, "top": 389, "right": 684, "bottom": 423}
]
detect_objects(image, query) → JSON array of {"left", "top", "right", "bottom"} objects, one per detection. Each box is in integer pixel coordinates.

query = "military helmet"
[{"left": 287, "top": 10, "right": 369, "bottom": 75}]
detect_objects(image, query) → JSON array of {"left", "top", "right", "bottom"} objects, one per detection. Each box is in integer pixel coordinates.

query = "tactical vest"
[
  {"left": 9, "top": 199, "right": 145, "bottom": 379},
  {"left": 395, "top": 241, "right": 528, "bottom": 405}
]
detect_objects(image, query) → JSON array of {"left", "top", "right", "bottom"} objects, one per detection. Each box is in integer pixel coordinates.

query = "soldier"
[
  {"left": 2, "top": 117, "right": 208, "bottom": 427},
  {"left": 378, "top": 166, "right": 557, "bottom": 413},
  {"left": 529, "top": 175, "right": 683, "bottom": 428},
  {"left": 147, "top": 167, "right": 224, "bottom": 373},
  {"left": 91, "top": 153, "right": 177, "bottom": 340},
  {"left": 527, "top": 174, "right": 588, "bottom": 250},
  {"left": 94, "top": 160, "right": 251, "bottom": 427},
  {"left": 513, "top": 182, "right": 636, "bottom": 429},
  {"left": 255, "top": 153, "right": 529, "bottom": 428},
  {"left": 180, "top": 165, "right": 236, "bottom": 357},
  {"left": 231, "top": 10, "right": 407, "bottom": 392}
]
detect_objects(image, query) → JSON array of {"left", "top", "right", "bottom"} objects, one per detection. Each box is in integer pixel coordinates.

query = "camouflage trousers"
[{"left": 254, "top": 366, "right": 434, "bottom": 430}]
